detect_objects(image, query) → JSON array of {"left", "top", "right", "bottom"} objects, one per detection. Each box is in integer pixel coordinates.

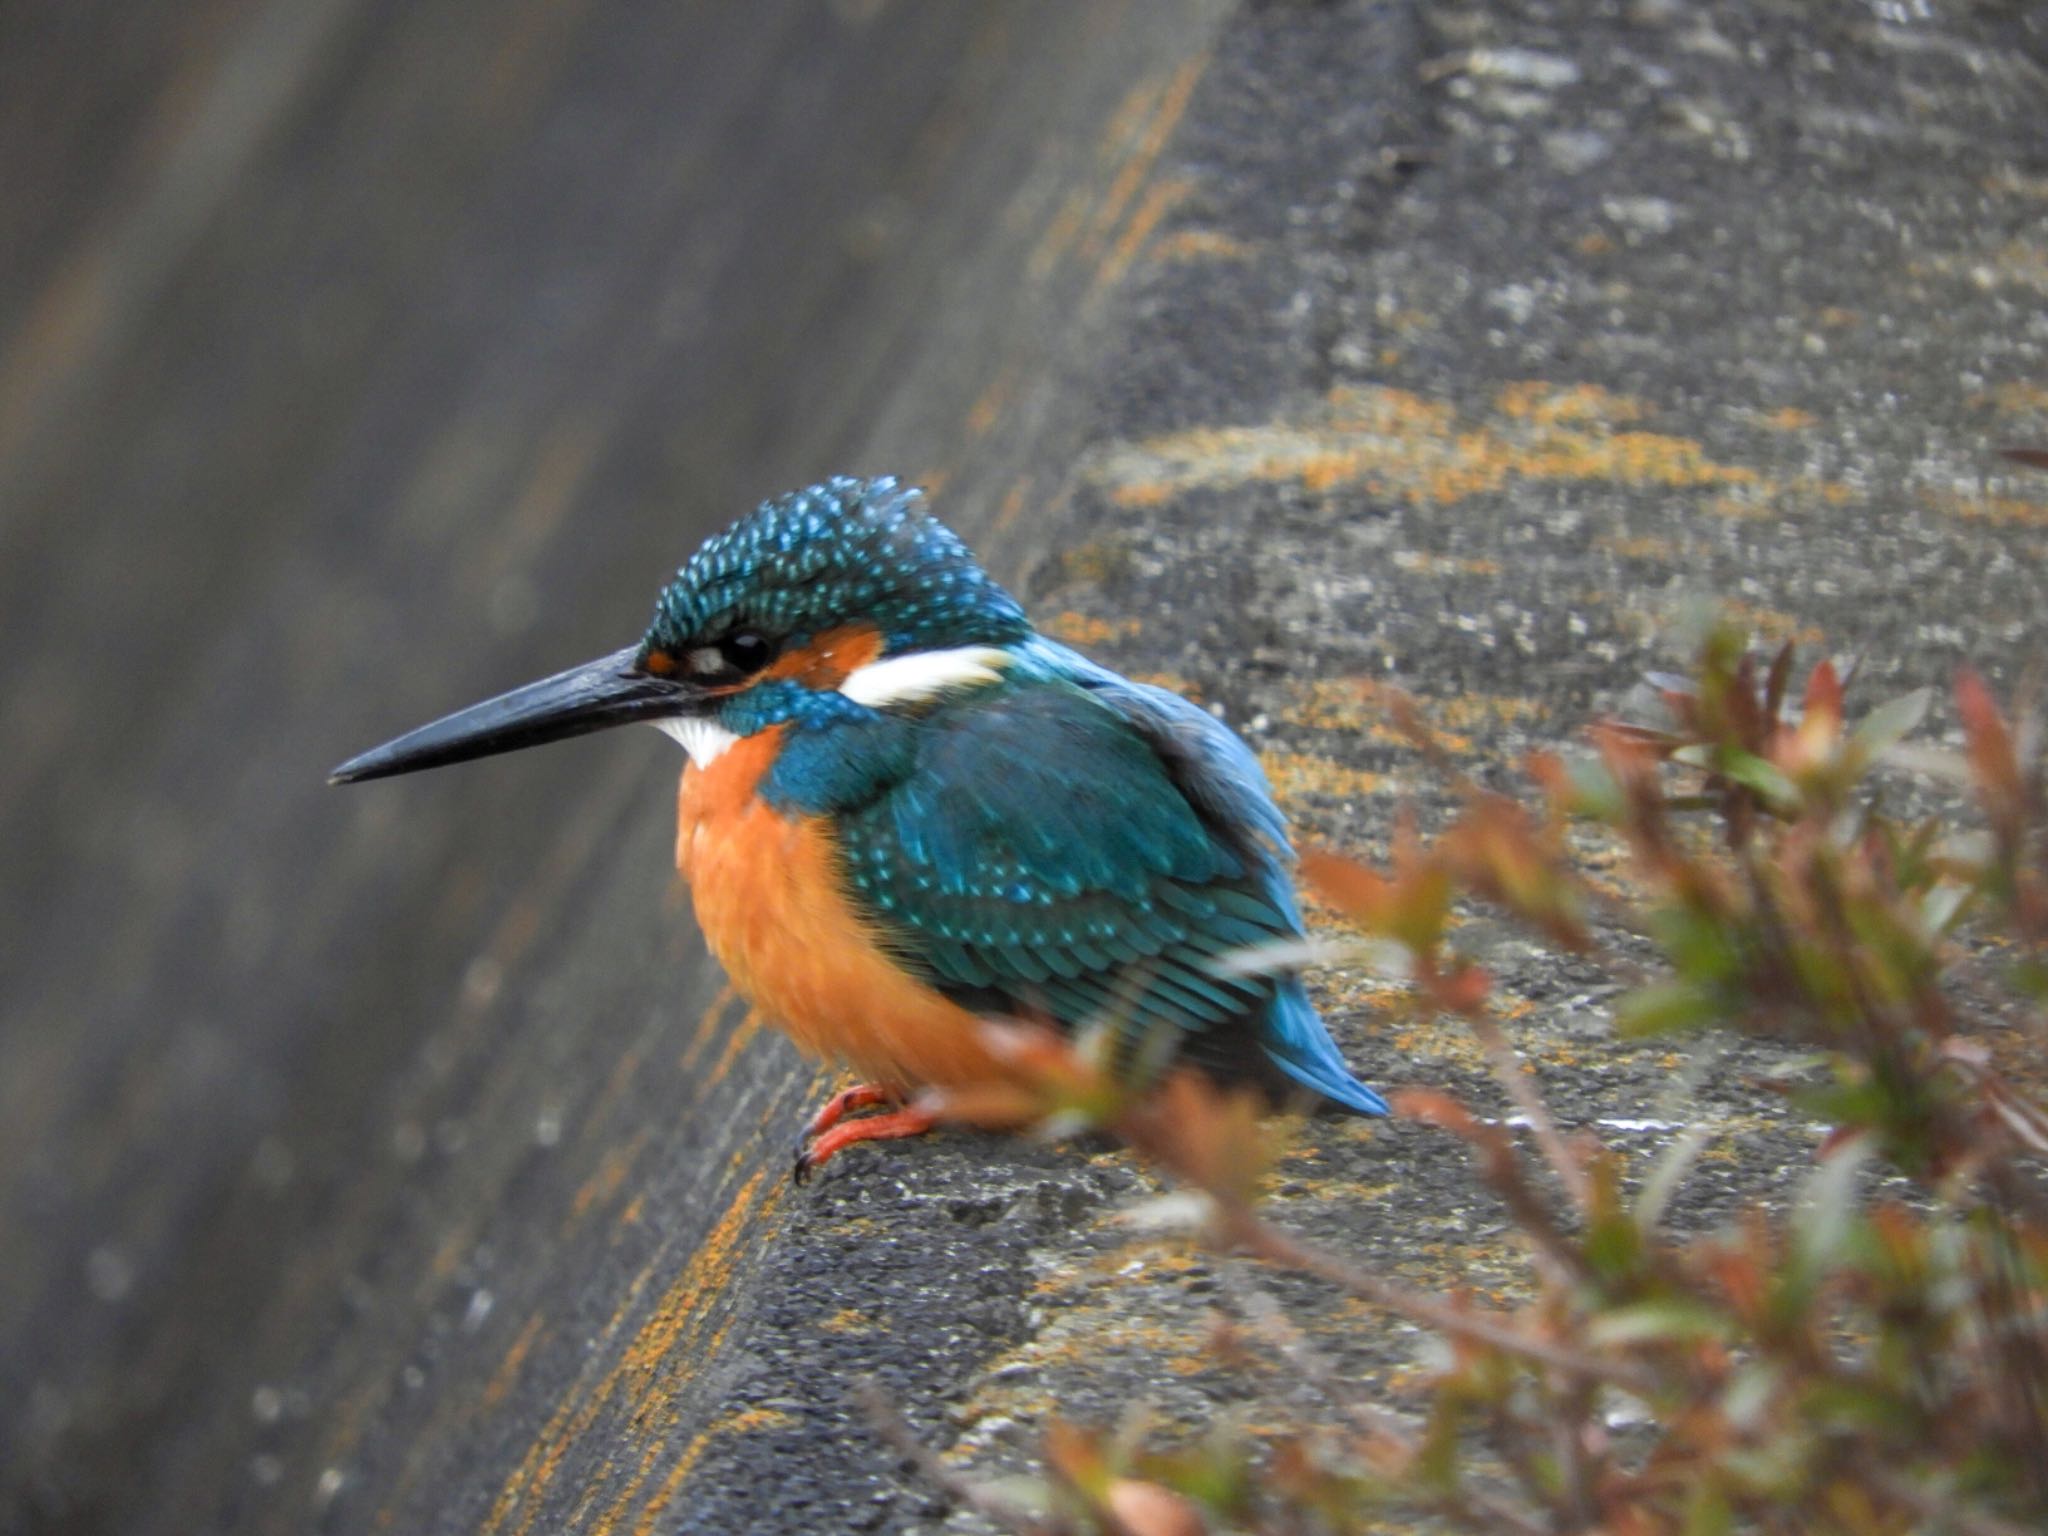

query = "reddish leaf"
[
  {"left": 1431, "top": 960, "right": 1493, "bottom": 1014},
  {"left": 1301, "top": 846, "right": 1394, "bottom": 925},
  {"left": 1105, "top": 1480, "right": 1208, "bottom": 1536},
  {"left": 1956, "top": 668, "right": 2023, "bottom": 828},
  {"left": 1805, "top": 657, "right": 1843, "bottom": 732},
  {"left": 1390, "top": 1087, "right": 1485, "bottom": 1136}
]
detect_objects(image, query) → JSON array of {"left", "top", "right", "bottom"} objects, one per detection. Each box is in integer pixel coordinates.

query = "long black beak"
[{"left": 330, "top": 645, "right": 692, "bottom": 785}]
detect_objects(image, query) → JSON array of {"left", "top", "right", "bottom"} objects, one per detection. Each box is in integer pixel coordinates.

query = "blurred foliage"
[{"left": 902, "top": 618, "right": 2048, "bottom": 1536}]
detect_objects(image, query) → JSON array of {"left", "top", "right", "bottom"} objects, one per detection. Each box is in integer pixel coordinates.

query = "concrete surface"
[{"left": 4, "top": 1, "right": 2046, "bottom": 1533}]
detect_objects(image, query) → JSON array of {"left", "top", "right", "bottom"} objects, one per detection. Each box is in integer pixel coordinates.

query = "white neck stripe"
[
  {"left": 839, "top": 646, "right": 1012, "bottom": 708},
  {"left": 650, "top": 645, "right": 1011, "bottom": 763},
  {"left": 652, "top": 715, "right": 740, "bottom": 767}
]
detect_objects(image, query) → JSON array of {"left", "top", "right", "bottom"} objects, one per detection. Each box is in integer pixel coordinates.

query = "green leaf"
[
  {"left": 1635, "top": 1125, "right": 1713, "bottom": 1229},
  {"left": 1849, "top": 686, "right": 1931, "bottom": 766},
  {"left": 1656, "top": 907, "right": 1743, "bottom": 984},
  {"left": 1682, "top": 1480, "right": 1735, "bottom": 1536},
  {"left": 1561, "top": 752, "right": 1625, "bottom": 822},
  {"left": 1582, "top": 1212, "right": 1645, "bottom": 1279},
  {"left": 1617, "top": 980, "right": 1720, "bottom": 1037},
  {"left": 1789, "top": 1134, "right": 1873, "bottom": 1282},
  {"left": 1722, "top": 1361, "right": 1782, "bottom": 1431},
  {"left": 2010, "top": 958, "right": 2048, "bottom": 1001},
  {"left": 1753, "top": 1051, "right": 1832, "bottom": 1081},
  {"left": 1712, "top": 748, "right": 1802, "bottom": 813},
  {"left": 1918, "top": 880, "right": 1971, "bottom": 937},
  {"left": 1670, "top": 742, "right": 1801, "bottom": 811},
  {"left": 1586, "top": 1297, "right": 1729, "bottom": 1347}
]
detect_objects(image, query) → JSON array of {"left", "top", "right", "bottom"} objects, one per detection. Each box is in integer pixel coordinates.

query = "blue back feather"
[{"left": 757, "top": 644, "right": 1386, "bottom": 1115}]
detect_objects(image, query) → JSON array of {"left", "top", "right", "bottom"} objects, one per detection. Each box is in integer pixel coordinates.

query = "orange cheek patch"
[{"left": 764, "top": 624, "right": 884, "bottom": 689}]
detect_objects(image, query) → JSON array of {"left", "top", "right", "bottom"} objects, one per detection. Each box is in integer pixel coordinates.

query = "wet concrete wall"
[
  {"left": 0, "top": 3, "right": 1228, "bottom": 1530},
  {"left": 4, "top": 2, "right": 2047, "bottom": 1534}
]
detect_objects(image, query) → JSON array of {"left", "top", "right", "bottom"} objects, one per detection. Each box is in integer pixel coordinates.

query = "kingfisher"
[{"left": 333, "top": 476, "right": 1386, "bottom": 1177}]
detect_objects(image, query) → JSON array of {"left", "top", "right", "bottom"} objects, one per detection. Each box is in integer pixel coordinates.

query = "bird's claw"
[
  {"left": 789, "top": 1092, "right": 937, "bottom": 1186},
  {"left": 791, "top": 1082, "right": 897, "bottom": 1186}
]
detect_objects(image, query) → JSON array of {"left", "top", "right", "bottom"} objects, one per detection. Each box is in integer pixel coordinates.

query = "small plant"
[{"left": 895, "top": 620, "right": 2048, "bottom": 1535}]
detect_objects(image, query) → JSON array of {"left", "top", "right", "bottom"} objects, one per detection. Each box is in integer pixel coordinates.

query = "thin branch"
[
  {"left": 1867, "top": 1466, "right": 2037, "bottom": 1536},
  {"left": 1225, "top": 1272, "right": 1552, "bottom": 1536},
  {"left": 855, "top": 1380, "right": 1056, "bottom": 1536},
  {"left": 1470, "top": 1012, "right": 1595, "bottom": 1216},
  {"left": 1215, "top": 1207, "right": 1659, "bottom": 1396}
]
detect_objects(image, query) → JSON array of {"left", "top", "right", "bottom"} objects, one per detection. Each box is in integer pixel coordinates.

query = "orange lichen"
[
  {"left": 1099, "top": 72, "right": 1166, "bottom": 151},
  {"left": 484, "top": 1168, "right": 781, "bottom": 1536},
  {"left": 676, "top": 986, "right": 740, "bottom": 1075},
  {"left": 1057, "top": 540, "right": 1133, "bottom": 585},
  {"left": 1258, "top": 750, "right": 1392, "bottom": 806},
  {"left": 1107, "top": 479, "right": 1177, "bottom": 510},
  {"left": 1029, "top": 54, "right": 1208, "bottom": 288},
  {"left": 569, "top": 1130, "right": 651, "bottom": 1222},
  {"left": 481, "top": 1314, "right": 547, "bottom": 1412},
  {"left": 1028, "top": 185, "right": 1093, "bottom": 280},
  {"left": 965, "top": 368, "right": 1014, "bottom": 439},
  {"left": 1124, "top": 670, "right": 1199, "bottom": 699},
  {"left": 1972, "top": 381, "right": 2048, "bottom": 415},
  {"left": 1934, "top": 490, "right": 2048, "bottom": 528},
  {"left": 1760, "top": 406, "right": 1817, "bottom": 431},
  {"left": 1151, "top": 228, "right": 1254, "bottom": 263},
  {"left": 1495, "top": 380, "right": 1648, "bottom": 426},
  {"left": 1081, "top": 56, "right": 1206, "bottom": 267},
  {"left": 1596, "top": 533, "right": 1679, "bottom": 561},
  {"left": 1276, "top": 679, "right": 1543, "bottom": 745},
  {"left": 990, "top": 475, "right": 1036, "bottom": 534},
  {"left": 1724, "top": 600, "right": 1825, "bottom": 646},
  {"left": 590, "top": 1172, "right": 783, "bottom": 1536},
  {"left": 698, "top": 1008, "right": 765, "bottom": 1094},
  {"left": 1094, "top": 176, "right": 1192, "bottom": 295},
  {"left": 1044, "top": 611, "right": 1142, "bottom": 646},
  {"left": 1090, "top": 383, "right": 1772, "bottom": 513}
]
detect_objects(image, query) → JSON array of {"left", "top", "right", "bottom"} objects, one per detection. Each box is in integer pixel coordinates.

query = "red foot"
[
  {"left": 804, "top": 1082, "right": 897, "bottom": 1139},
  {"left": 792, "top": 1103, "right": 936, "bottom": 1184}
]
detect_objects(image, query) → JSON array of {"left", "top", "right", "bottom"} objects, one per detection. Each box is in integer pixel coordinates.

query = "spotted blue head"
[
  {"left": 638, "top": 475, "right": 1026, "bottom": 675},
  {"left": 329, "top": 476, "right": 1030, "bottom": 783}
]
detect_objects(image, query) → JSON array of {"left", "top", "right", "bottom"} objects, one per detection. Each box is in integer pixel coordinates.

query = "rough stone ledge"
[
  {"left": 5, "top": 2, "right": 2045, "bottom": 1533},
  {"left": 683, "top": 3, "right": 2048, "bottom": 1530}
]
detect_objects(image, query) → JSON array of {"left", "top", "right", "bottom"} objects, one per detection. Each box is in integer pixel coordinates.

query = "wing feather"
[{"left": 836, "top": 679, "right": 1300, "bottom": 1075}]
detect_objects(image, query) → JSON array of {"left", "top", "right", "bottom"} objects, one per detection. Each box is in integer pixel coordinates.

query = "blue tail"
[{"left": 1260, "top": 979, "right": 1388, "bottom": 1115}]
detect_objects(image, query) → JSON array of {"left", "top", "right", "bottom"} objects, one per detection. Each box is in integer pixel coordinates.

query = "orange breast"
[{"left": 675, "top": 728, "right": 1011, "bottom": 1096}]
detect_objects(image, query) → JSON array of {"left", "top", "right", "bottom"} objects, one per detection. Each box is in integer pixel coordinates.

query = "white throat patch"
[
  {"left": 652, "top": 716, "right": 741, "bottom": 767},
  {"left": 839, "top": 646, "right": 1012, "bottom": 708}
]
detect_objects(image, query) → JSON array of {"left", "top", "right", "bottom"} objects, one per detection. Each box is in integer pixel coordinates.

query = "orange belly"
[{"left": 675, "top": 729, "right": 1010, "bottom": 1095}]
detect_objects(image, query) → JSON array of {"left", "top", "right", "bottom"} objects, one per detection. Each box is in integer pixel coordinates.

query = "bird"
[{"left": 332, "top": 475, "right": 1387, "bottom": 1178}]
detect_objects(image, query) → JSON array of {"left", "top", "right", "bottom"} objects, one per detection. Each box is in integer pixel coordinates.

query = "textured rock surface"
[{"left": 3, "top": 1, "right": 2045, "bottom": 1533}]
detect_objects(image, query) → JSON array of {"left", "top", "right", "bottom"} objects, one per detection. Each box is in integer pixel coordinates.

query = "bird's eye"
[
  {"left": 680, "top": 630, "right": 777, "bottom": 681},
  {"left": 718, "top": 631, "right": 776, "bottom": 674}
]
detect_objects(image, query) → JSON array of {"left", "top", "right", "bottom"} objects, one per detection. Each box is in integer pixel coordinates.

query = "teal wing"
[{"left": 832, "top": 680, "right": 1302, "bottom": 1079}]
